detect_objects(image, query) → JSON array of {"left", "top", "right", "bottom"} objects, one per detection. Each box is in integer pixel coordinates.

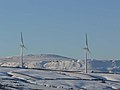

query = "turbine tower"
[
  {"left": 83, "top": 33, "right": 90, "bottom": 73},
  {"left": 20, "top": 32, "right": 26, "bottom": 68}
]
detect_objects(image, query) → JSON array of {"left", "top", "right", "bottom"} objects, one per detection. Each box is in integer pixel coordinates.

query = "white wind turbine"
[
  {"left": 83, "top": 33, "right": 90, "bottom": 73},
  {"left": 20, "top": 32, "right": 26, "bottom": 68}
]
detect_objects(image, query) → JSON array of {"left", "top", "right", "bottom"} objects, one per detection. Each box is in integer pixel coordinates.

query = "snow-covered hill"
[{"left": 0, "top": 54, "right": 120, "bottom": 73}]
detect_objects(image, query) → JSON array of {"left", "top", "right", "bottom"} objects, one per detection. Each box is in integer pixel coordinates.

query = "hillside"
[{"left": 0, "top": 54, "right": 120, "bottom": 73}]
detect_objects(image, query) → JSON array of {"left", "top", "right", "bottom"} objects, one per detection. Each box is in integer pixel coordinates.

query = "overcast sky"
[{"left": 0, "top": 0, "right": 120, "bottom": 59}]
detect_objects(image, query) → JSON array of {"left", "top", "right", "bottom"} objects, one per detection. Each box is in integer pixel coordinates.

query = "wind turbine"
[
  {"left": 20, "top": 32, "right": 26, "bottom": 68},
  {"left": 83, "top": 33, "right": 90, "bottom": 73}
]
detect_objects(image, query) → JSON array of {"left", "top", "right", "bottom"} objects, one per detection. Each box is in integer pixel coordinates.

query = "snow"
[{"left": 0, "top": 54, "right": 119, "bottom": 90}]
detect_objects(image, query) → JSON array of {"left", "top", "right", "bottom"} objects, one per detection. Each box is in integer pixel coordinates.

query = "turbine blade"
[
  {"left": 83, "top": 33, "right": 91, "bottom": 54},
  {"left": 86, "top": 33, "right": 88, "bottom": 48},
  {"left": 20, "top": 32, "right": 27, "bottom": 50},
  {"left": 21, "top": 32, "right": 24, "bottom": 45}
]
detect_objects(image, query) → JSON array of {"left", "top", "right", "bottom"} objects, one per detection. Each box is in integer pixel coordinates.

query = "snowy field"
[{"left": 0, "top": 54, "right": 120, "bottom": 90}]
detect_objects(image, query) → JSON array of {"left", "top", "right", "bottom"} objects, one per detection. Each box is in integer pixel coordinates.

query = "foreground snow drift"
[{"left": 0, "top": 67, "right": 120, "bottom": 90}]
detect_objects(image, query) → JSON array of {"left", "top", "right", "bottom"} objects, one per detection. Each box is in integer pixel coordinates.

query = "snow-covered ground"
[
  {"left": 0, "top": 67, "right": 120, "bottom": 90},
  {"left": 0, "top": 54, "right": 120, "bottom": 90}
]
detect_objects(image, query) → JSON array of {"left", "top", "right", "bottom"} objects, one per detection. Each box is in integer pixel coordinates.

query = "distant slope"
[
  {"left": 0, "top": 54, "right": 120, "bottom": 72},
  {"left": 0, "top": 54, "right": 83, "bottom": 70},
  {"left": 0, "top": 54, "right": 76, "bottom": 61}
]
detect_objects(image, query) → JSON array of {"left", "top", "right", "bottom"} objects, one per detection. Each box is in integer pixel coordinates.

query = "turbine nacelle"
[
  {"left": 20, "top": 44, "right": 25, "bottom": 47},
  {"left": 83, "top": 47, "right": 91, "bottom": 53},
  {"left": 20, "top": 44, "right": 27, "bottom": 49}
]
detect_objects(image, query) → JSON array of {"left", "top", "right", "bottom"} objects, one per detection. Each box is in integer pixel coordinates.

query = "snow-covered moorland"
[{"left": 0, "top": 54, "right": 120, "bottom": 90}]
